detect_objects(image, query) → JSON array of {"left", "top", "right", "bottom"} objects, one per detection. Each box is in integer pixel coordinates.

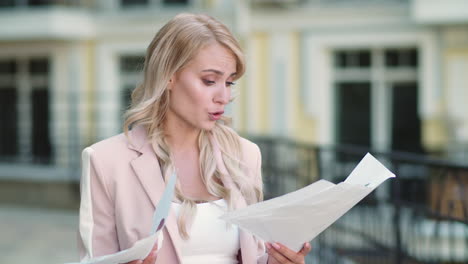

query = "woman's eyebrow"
[{"left": 201, "top": 69, "right": 237, "bottom": 77}]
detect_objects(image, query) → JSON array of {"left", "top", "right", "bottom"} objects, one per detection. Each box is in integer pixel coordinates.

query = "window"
[
  {"left": 28, "top": 0, "right": 57, "bottom": 6},
  {"left": 385, "top": 48, "right": 418, "bottom": 67},
  {"left": 335, "top": 50, "right": 371, "bottom": 68},
  {"left": 336, "top": 82, "right": 371, "bottom": 148},
  {"left": 0, "top": 0, "right": 80, "bottom": 8},
  {"left": 121, "top": 0, "right": 149, "bottom": 6},
  {"left": 163, "top": 0, "right": 188, "bottom": 5},
  {"left": 29, "top": 58, "right": 51, "bottom": 163},
  {"left": 0, "top": 57, "right": 51, "bottom": 164},
  {"left": 120, "top": 0, "right": 188, "bottom": 7},
  {"left": 0, "top": 0, "right": 15, "bottom": 8},
  {"left": 119, "top": 55, "right": 145, "bottom": 118},
  {"left": 333, "top": 48, "right": 422, "bottom": 154},
  {"left": 0, "top": 60, "right": 17, "bottom": 158}
]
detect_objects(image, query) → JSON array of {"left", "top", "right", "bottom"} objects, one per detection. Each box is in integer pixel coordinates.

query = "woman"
[{"left": 78, "top": 13, "right": 311, "bottom": 264}]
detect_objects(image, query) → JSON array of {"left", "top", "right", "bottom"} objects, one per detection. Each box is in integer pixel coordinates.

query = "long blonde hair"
[{"left": 123, "top": 13, "right": 262, "bottom": 239}]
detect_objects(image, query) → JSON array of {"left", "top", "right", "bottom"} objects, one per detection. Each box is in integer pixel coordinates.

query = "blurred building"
[{"left": 0, "top": 0, "right": 467, "bottom": 178}]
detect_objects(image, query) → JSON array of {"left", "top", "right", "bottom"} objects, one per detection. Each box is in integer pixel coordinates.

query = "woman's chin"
[{"left": 201, "top": 121, "right": 217, "bottom": 131}]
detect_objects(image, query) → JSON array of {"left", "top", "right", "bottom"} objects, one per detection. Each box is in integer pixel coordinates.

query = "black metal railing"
[{"left": 251, "top": 136, "right": 468, "bottom": 264}]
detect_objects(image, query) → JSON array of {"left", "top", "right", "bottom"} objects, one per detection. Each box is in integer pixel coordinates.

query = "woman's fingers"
[
  {"left": 142, "top": 242, "right": 158, "bottom": 264},
  {"left": 266, "top": 242, "right": 311, "bottom": 264},
  {"left": 266, "top": 243, "right": 292, "bottom": 264},
  {"left": 125, "top": 242, "right": 158, "bottom": 264},
  {"left": 142, "top": 248, "right": 158, "bottom": 264},
  {"left": 299, "top": 242, "right": 312, "bottom": 256}
]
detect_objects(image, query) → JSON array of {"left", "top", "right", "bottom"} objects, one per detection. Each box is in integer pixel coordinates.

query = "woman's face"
[{"left": 167, "top": 43, "right": 237, "bottom": 131}]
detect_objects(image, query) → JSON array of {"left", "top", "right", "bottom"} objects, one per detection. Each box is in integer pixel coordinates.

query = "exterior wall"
[
  {"left": 293, "top": 33, "right": 317, "bottom": 143},
  {"left": 441, "top": 26, "right": 468, "bottom": 159},
  {"left": 248, "top": 3, "right": 441, "bottom": 149},
  {"left": 243, "top": 32, "right": 270, "bottom": 135},
  {"left": 1, "top": 0, "right": 468, "bottom": 181}
]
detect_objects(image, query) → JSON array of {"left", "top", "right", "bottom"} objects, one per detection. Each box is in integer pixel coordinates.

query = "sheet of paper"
[
  {"left": 66, "top": 172, "right": 177, "bottom": 264},
  {"left": 220, "top": 153, "right": 395, "bottom": 252}
]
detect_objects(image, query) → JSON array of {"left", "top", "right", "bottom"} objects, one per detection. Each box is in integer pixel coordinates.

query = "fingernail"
[
  {"left": 272, "top": 243, "right": 280, "bottom": 250},
  {"left": 266, "top": 243, "right": 271, "bottom": 249}
]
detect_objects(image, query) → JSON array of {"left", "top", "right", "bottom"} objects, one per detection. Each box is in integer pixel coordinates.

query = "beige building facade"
[{"left": 0, "top": 0, "right": 467, "bottom": 181}]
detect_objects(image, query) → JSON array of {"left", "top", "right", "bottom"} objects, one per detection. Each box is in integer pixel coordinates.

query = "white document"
[
  {"left": 66, "top": 172, "right": 177, "bottom": 264},
  {"left": 220, "top": 153, "right": 395, "bottom": 252}
]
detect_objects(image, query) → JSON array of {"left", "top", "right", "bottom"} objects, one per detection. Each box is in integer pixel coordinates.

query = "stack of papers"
[
  {"left": 66, "top": 172, "right": 177, "bottom": 264},
  {"left": 220, "top": 153, "right": 395, "bottom": 251}
]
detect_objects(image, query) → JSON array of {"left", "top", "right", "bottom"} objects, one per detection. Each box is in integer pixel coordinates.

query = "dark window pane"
[
  {"left": 121, "top": 0, "right": 148, "bottom": 6},
  {"left": 335, "top": 50, "right": 370, "bottom": 68},
  {"left": 29, "top": 58, "right": 49, "bottom": 75},
  {"left": 408, "top": 49, "right": 418, "bottom": 67},
  {"left": 335, "top": 51, "right": 347, "bottom": 68},
  {"left": 163, "top": 0, "right": 188, "bottom": 4},
  {"left": 385, "top": 49, "right": 399, "bottom": 67},
  {"left": 120, "top": 55, "right": 145, "bottom": 73},
  {"left": 0, "top": 88, "right": 18, "bottom": 157},
  {"left": 385, "top": 48, "right": 418, "bottom": 67},
  {"left": 358, "top": 50, "right": 370, "bottom": 67},
  {"left": 336, "top": 82, "right": 371, "bottom": 148},
  {"left": 121, "top": 85, "right": 133, "bottom": 115},
  {"left": 31, "top": 89, "right": 51, "bottom": 163},
  {"left": 0, "top": 60, "right": 17, "bottom": 74},
  {"left": 391, "top": 82, "right": 423, "bottom": 153},
  {"left": 28, "top": 0, "right": 57, "bottom": 6},
  {"left": 0, "top": 0, "right": 15, "bottom": 7}
]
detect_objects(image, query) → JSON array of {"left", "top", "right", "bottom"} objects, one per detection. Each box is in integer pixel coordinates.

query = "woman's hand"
[
  {"left": 266, "top": 242, "right": 311, "bottom": 264},
  {"left": 126, "top": 243, "right": 158, "bottom": 264}
]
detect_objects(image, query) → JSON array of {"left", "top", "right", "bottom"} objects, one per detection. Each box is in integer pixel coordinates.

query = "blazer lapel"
[{"left": 128, "top": 126, "right": 183, "bottom": 263}]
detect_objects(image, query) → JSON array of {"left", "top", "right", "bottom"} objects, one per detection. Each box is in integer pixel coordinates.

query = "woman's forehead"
[{"left": 188, "top": 43, "right": 237, "bottom": 75}]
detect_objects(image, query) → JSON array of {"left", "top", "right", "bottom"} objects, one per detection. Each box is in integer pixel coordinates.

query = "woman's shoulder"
[
  {"left": 86, "top": 133, "right": 129, "bottom": 154},
  {"left": 83, "top": 132, "right": 137, "bottom": 165},
  {"left": 238, "top": 136, "right": 260, "bottom": 155},
  {"left": 237, "top": 136, "right": 261, "bottom": 168}
]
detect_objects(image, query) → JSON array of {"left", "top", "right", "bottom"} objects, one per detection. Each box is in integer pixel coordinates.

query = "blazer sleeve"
[{"left": 78, "top": 147, "right": 119, "bottom": 260}]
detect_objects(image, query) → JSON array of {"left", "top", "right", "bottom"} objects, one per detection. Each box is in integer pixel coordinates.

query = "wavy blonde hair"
[{"left": 123, "top": 13, "right": 262, "bottom": 239}]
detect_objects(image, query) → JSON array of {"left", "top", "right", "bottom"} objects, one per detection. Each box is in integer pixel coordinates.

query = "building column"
[
  {"left": 269, "top": 32, "right": 293, "bottom": 137},
  {"left": 95, "top": 43, "right": 120, "bottom": 140}
]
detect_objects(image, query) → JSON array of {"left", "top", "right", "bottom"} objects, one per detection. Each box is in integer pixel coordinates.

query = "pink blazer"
[{"left": 77, "top": 125, "right": 269, "bottom": 264}]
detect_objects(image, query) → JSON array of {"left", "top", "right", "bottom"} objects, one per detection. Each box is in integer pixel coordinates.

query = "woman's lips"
[{"left": 209, "top": 111, "right": 224, "bottom": 121}]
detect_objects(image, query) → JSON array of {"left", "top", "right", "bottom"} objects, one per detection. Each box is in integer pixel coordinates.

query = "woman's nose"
[{"left": 214, "top": 85, "right": 230, "bottom": 105}]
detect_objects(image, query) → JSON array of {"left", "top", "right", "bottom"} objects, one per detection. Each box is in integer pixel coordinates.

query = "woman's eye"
[
  {"left": 203, "top": 79, "right": 215, "bottom": 85},
  {"left": 226, "top": 82, "right": 235, "bottom": 87}
]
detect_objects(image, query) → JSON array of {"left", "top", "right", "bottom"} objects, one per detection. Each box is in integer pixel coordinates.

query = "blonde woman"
[{"left": 78, "top": 13, "right": 311, "bottom": 264}]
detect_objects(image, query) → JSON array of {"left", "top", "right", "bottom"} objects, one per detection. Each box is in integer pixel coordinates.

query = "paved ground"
[{"left": 0, "top": 205, "right": 79, "bottom": 264}]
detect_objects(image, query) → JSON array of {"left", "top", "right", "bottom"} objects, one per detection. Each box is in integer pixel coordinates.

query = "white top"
[{"left": 172, "top": 199, "right": 240, "bottom": 264}]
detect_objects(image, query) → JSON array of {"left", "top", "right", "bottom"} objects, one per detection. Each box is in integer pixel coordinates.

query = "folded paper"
[{"left": 220, "top": 153, "right": 395, "bottom": 251}]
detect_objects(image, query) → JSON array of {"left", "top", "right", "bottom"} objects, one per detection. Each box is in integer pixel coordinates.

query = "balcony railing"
[{"left": 251, "top": 136, "right": 468, "bottom": 264}]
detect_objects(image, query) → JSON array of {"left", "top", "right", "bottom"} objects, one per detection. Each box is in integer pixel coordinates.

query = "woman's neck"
[{"left": 164, "top": 118, "right": 200, "bottom": 153}]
